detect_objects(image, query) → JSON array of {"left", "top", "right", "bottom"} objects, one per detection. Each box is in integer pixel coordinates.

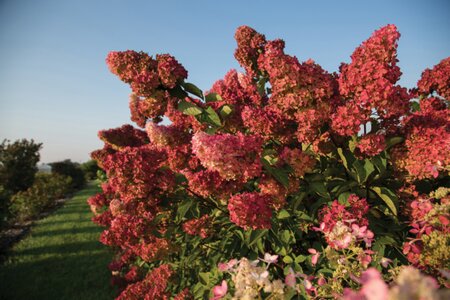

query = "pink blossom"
[
  {"left": 263, "top": 253, "right": 279, "bottom": 264},
  {"left": 191, "top": 132, "right": 263, "bottom": 181},
  {"left": 285, "top": 272, "right": 297, "bottom": 287},
  {"left": 308, "top": 248, "right": 320, "bottom": 265},
  {"left": 218, "top": 259, "right": 238, "bottom": 272},
  {"left": 211, "top": 280, "right": 228, "bottom": 300}
]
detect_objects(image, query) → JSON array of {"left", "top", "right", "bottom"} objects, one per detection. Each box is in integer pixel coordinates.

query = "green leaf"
[
  {"left": 177, "top": 100, "right": 203, "bottom": 116},
  {"left": 192, "top": 282, "right": 206, "bottom": 299},
  {"left": 372, "top": 154, "right": 387, "bottom": 175},
  {"left": 352, "top": 159, "right": 375, "bottom": 184},
  {"left": 348, "top": 139, "right": 357, "bottom": 153},
  {"left": 337, "top": 148, "right": 355, "bottom": 171},
  {"left": 310, "top": 181, "right": 329, "bottom": 198},
  {"left": 168, "top": 85, "right": 188, "bottom": 99},
  {"left": 283, "top": 256, "right": 293, "bottom": 264},
  {"left": 280, "top": 229, "right": 292, "bottom": 244},
  {"left": 371, "top": 186, "right": 398, "bottom": 216},
  {"left": 204, "top": 106, "right": 222, "bottom": 126},
  {"left": 261, "top": 157, "right": 290, "bottom": 188},
  {"left": 411, "top": 101, "right": 420, "bottom": 112},
  {"left": 182, "top": 82, "right": 204, "bottom": 99},
  {"left": 176, "top": 198, "right": 194, "bottom": 220},
  {"left": 205, "top": 92, "right": 222, "bottom": 102},
  {"left": 338, "top": 192, "right": 352, "bottom": 205},
  {"left": 295, "top": 255, "right": 307, "bottom": 263},
  {"left": 247, "top": 229, "right": 268, "bottom": 247},
  {"left": 386, "top": 137, "right": 404, "bottom": 149},
  {"left": 219, "top": 104, "right": 233, "bottom": 118},
  {"left": 277, "top": 209, "right": 291, "bottom": 219},
  {"left": 198, "top": 272, "right": 210, "bottom": 285}
]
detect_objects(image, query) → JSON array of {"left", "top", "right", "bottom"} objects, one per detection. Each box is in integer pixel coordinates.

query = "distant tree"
[
  {"left": 0, "top": 139, "right": 42, "bottom": 193},
  {"left": 49, "top": 159, "right": 86, "bottom": 189},
  {"left": 80, "top": 159, "right": 101, "bottom": 180}
]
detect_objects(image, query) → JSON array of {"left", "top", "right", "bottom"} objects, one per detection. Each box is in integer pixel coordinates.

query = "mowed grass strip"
[{"left": 0, "top": 181, "right": 115, "bottom": 300}]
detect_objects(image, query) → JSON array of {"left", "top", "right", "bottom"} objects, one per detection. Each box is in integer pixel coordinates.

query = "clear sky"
[{"left": 0, "top": 0, "right": 449, "bottom": 163}]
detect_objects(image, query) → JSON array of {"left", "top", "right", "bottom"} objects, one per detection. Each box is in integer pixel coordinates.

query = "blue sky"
[{"left": 0, "top": 0, "right": 449, "bottom": 163}]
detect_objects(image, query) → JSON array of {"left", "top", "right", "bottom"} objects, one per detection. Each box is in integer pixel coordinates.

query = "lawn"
[{"left": 0, "top": 182, "right": 115, "bottom": 300}]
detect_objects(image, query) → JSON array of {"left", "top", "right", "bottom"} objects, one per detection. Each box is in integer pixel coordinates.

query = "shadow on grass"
[
  {"left": 0, "top": 252, "right": 116, "bottom": 300},
  {"left": 29, "top": 227, "right": 102, "bottom": 238},
  {"left": 8, "top": 241, "right": 105, "bottom": 257},
  {"left": 0, "top": 182, "right": 115, "bottom": 300}
]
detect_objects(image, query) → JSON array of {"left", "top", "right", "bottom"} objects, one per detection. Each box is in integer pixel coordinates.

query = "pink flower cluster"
[
  {"left": 191, "top": 132, "right": 263, "bottom": 181},
  {"left": 318, "top": 195, "right": 373, "bottom": 249},
  {"left": 228, "top": 192, "right": 273, "bottom": 230},
  {"left": 343, "top": 267, "right": 442, "bottom": 300}
]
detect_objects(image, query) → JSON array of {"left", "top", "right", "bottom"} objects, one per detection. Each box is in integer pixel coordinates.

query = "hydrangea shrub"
[{"left": 89, "top": 25, "right": 449, "bottom": 299}]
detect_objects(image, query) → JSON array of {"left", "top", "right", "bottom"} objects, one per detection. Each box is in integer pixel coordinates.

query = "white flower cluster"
[{"left": 213, "top": 254, "right": 286, "bottom": 300}]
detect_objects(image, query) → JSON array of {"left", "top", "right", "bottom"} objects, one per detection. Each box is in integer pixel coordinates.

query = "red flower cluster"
[
  {"left": 145, "top": 122, "right": 190, "bottom": 148},
  {"left": 191, "top": 132, "right": 263, "bottom": 181},
  {"left": 393, "top": 97, "right": 449, "bottom": 180},
  {"left": 102, "top": 144, "right": 173, "bottom": 203},
  {"left": 116, "top": 264, "right": 172, "bottom": 300},
  {"left": 318, "top": 195, "right": 373, "bottom": 249},
  {"left": 94, "top": 25, "right": 449, "bottom": 298},
  {"left": 417, "top": 57, "right": 450, "bottom": 99},
  {"left": 333, "top": 25, "right": 411, "bottom": 138},
  {"left": 210, "top": 69, "right": 263, "bottom": 107},
  {"left": 234, "top": 26, "right": 267, "bottom": 76},
  {"left": 156, "top": 54, "right": 188, "bottom": 89},
  {"left": 279, "top": 147, "right": 316, "bottom": 177},
  {"left": 182, "top": 215, "right": 211, "bottom": 239},
  {"left": 258, "top": 40, "right": 337, "bottom": 143},
  {"left": 356, "top": 133, "right": 386, "bottom": 157},
  {"left": 98, "top": 124, "right": 148, "bottom": 150},
  {"left": 228, "top": 192, "right": 273, "bottom": 230},
  {"left": 106, "top": 51, "right": 187, "bottom": 97}
]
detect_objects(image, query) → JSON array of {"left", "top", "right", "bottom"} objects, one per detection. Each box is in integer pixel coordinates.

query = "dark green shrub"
[
  {"left": 50, "top": 159, "right": 86, "bottom": 190},
  {"left": 0, "top": 139, "right": 42, "bottom": 193},
  {"left": 80, "top": 160, "right": 101, "bottom": 180},
  {"left": 0, "top": 139, "right": 42, "bottom": 220},
  {"left": 9, "top": 174, "right": 72, "bottom": 221}
]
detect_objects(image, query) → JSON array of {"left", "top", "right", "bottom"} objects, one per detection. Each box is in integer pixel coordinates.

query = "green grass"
[{"left": 0, "top": 182, "right": 115, "bottom": 300}]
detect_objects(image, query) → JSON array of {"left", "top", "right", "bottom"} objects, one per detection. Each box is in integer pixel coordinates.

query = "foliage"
[
  {"left": 0, "top": 139, "right": 42, "bottom": 193},
  {"left": 50, "top": 159, "right": 86, "bottom": 190},
  {"left": 91, "top": 25, "right": 449, "bottom": 299},
  {"left": 9, "top": 173, "right": 72, "bottom": 221},
  {"left": 0, "top": 139, "right": 42, "bottom": 219},
  {"left": 81, "top": 159, "right": 102, "bottom": 180}
]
